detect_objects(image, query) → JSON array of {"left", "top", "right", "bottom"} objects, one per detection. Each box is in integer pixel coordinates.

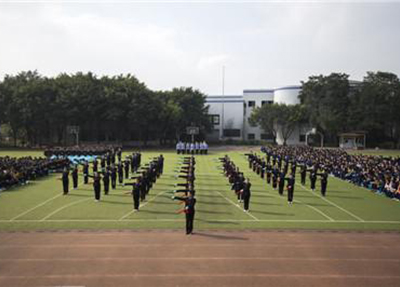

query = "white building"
[{"left": 206, "top": 85, "right": 307, "bottom": 145}]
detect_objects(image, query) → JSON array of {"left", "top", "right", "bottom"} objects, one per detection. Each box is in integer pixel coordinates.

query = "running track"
[{"left": 0, "top": 230, "right": 399, "bottom": 287}]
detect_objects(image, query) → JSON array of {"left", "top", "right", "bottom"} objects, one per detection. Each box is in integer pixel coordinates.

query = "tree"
[
  {"left": 277, "top": 104, "right": 306, "bottom": 145},
  {"left": 300, "top": 73, "right": 350, "bottom": 144},
  {"left": 350, "top": 71, "right": 400, "bottom": 147},
  {"left": 249, "top": 103, "right": 306, "bottom": 145},
  {"left": 168, "top": 87, "right": 211, "bottom": 141},
  {"left": 249, "top": 104, "right": 280, "bottom": 143},
  {"left": 156, "top": 91, "right": 183, "bottom": 144}
]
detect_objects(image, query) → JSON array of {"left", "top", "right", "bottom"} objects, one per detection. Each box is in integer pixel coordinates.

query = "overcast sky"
[{"left": 0, "top": 1, "right": 399, "bottom": 94}]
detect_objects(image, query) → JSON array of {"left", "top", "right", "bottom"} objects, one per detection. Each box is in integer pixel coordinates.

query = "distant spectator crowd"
[
  {"left": 0, "top": 156, "right": 69, "bottom": 192},
  {"left": 261, "top": 146, "right": 400, "bottom": 201}
]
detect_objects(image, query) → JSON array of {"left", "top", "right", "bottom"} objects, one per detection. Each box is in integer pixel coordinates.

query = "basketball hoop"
[
  {"left": 66, "top": 126, "right": 80, "bottom": 146},
  {"left": 186, "top": 126, "right": 199, "bottom": 143},
  {"left": 186, "top": 126, "right": 199, "bottom": 135}
]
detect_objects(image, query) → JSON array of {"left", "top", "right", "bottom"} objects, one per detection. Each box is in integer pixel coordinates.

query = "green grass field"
[{"left": 0, "top": 149, "right": 400, "bottom": 231}]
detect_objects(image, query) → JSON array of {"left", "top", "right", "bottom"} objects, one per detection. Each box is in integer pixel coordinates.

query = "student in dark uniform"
[
  {"left": 117, "top": 148, "right": 122, "bottom": 163},
  {"left": 173, "top": 192, "right": 196, "bottom": 235},
  {"left": 140, "top": 172, "right": 148, "bottom": 201},
  {"left": 103, "top": 169, "right": 110, "bottom": 195},
  {"left": 260, "top": 161, "right": 266, "bottom": 179},
  {"left": 266, "top": 163, "right": 272, "bottom": 184},
  {"left": 92, "top": 158, "right": 98, "bottom": 173},
  {"left": 101, "top": 156, "right": 106, "bottom": 170},
  {"left": 118, "top": 162, "right": 124, "bottom": 185},
  {"left": 310, "top": 168, "right": 317, "bottom": 191},
  {"left": 124, "top": 159, "right": 130, "bottom": 179},
  {"left": 158, "top": 154, "right": 164, "bottom": 175},
  {"left": 125, "top": 177, "right": 141, "bottom": 211},
  {"left": 81, "top": 161, "right": 89, "bottom": 184},
  {"left": 106, "top": 152, "right": 111, "bottom": 166},
  {"left": 272, "top": 166, "right": 279, "bottom": 190},
  {"left": 232, "top": 174, "right": 244, "bottom": 203},
  {"left": 242, "top": 178, "right": 251, "bottom": 212},
  {"left": 318, "top": 171, "right": 328, "bottom": 197},
  {"left": 278, "top": 171, "right": 286, "bottom": 196},
  {"left": 283, "top": 161, "right": 289, "bottom": 175},
  {"left": 71, "top": 165, "right": 78, "bottom": 189},
  {"left": 61, "top": 167, "right": 69, "bottom": 195},
  {"left": 300, "top": 164, "right": 307, "bottom": 186},
  {"left": 287, "top": 173, "right": 295, "bottom": 204},
  {"left": 291, "top": 162, "right": 297, "bottom": 174},
  {"left": 88, "top": 172, "right": 101, "bottom": 202},
  {"left": 110, "top": 164, "right": 117, "bottom": 189}
]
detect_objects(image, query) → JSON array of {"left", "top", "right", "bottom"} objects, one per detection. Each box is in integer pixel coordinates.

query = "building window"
[
  {"left": 261, "top": 133, "right": 275, "bottom": 140},
  {"left": 248, "top": 101, "right": 256, "bottom": 108},
  {"left": 299, "top": 135, "right": 306, "bottom": 142},
  {"left": 209, "top": 114, "right": 220, "bottom": 125},
  {"left": 223, "top": 129, "right": 241, "bottom": 137},
  {"left": 261, "top": 100, "right": 273, "bottom": 106},
  {"left": 248, "top": 133, "right": 255, "bottom": 140}
]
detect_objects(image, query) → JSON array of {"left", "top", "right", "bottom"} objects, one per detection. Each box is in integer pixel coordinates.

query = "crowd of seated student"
[
  {"left": 261, "top": 146, "right": 400, "bottom": 201},
  {"left": 0, "top": 156, "right": 68, "bottom": 192},
  {"left": 44, "top": 144, "right": 122, "bottom": 157}
]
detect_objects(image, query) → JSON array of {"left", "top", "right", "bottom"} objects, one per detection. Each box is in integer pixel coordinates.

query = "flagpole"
[{"left": 221, "top": 66, "right": 225, "bottom": 141}]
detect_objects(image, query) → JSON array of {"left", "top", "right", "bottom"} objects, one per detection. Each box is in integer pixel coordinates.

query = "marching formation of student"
[
  {"left": 176, "top": 141, "right": 208, "bottom": 155},
  {"left": 125, "top": 155, "right": 165, "bottom": 211},
  {"left": 173, "top": 155, "right": 197, "bottom": 234},
  {"left": 221, "top": 155, "right": 252, "bottom": 212},
  {"left": 259, "top": 146, "right": 333, "bottom": 199},
  {"left": 174, "top": 155, "right": 196, "bottom": 196},
  {"left": 247, "top": 152, "right": 297, "bottom": 204}
]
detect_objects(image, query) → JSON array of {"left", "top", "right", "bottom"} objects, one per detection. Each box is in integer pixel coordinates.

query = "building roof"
[
  {"left": 243, "top": 89, "right": 274, "bottom": 93},
  {"left": 273, "top": 85, "right": 302, "bottom": 91},
  {"left": 206, "top": 95, "right": 242, "bottom": 99},
  {"left": 338, "top": 132, "right": 367, "bottom": 137}
]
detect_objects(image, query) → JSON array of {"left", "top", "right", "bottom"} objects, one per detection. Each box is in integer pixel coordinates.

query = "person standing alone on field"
[
  {"left": 173, "top": 191, "right": 196, "bottom": 235},
  {"left": 242, "top": 178, "right": 252, "bottom": 212},
  {"left": 61, "top": 167, "right": 69, "bottom": 195}
]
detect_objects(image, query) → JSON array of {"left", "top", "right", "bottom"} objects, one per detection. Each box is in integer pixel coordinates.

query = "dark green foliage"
[
  {"left": 300, "top": 72, "right": 400, "bottom": 148},
  {"left": 300, "top": 73, "right": 350, "bottom": 145},
  {"left": 0, "top": 71, "right": 210, "bottom": 146},
  {"left": 349, "top": 72, "right": 400, "bottom": 147},
  {"left": 249, "top": 103, "right": 306, "bottom": 145}
]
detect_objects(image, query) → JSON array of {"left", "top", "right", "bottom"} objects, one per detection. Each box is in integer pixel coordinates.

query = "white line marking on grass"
[
  {"left": 10, "top": 182, "right": 85, "bottom": 221},
  {"left": 215, "top": 191, "right": 260, "bottom": 221},
  {"left": 1, "top": 219, "right": 400, "bottom": 223},
  {"left": 240, "top": 163, "right": 334, "bottom": 222},
  {"left": 297, "top": 200, "right": 335, "bottom": 222},
  {"left": 40, "top": 198, "right": 91, "bottom": 221},
  {"left": 260, "top": 184, "right": 335, "bottom": 222},
  {"left": 298, "top": 184, "right": 365, "bottom": 222},
  {"left": 118, "top": 190, "right": 167, "bottom": 221},
  {"left": 10, "top": 194, "right": 62, "bottom": 221}
]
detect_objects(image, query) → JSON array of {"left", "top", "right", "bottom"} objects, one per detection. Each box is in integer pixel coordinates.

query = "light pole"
[{"left": 221, "top": 66, "right": 225, "bottom": 141}]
